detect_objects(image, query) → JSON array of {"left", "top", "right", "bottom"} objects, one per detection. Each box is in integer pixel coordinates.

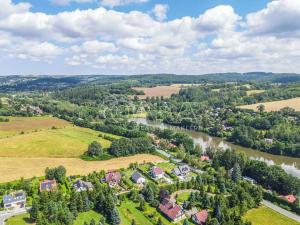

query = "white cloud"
[
  {"left": 0, "top": 0, "right": 300, "bottom": 74},
  {"left": 99, "top": 0, "right": 148, "bottom": 8},
  {"left": 246, "top": 0, "right": 300, "bottom": 37},
  {"left": 0, "top": 0, "right": 31, "bottom": 18},
  {"left": 152, "top": 4, "right": 168, "bottom": 21},
  {"left": 50, "top": 0, "right": 96, "bottom": 6}
]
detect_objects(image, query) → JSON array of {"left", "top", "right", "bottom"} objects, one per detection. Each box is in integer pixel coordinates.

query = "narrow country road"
[{"left": 262, "top": 200, "right": 300, "bottom": 223}]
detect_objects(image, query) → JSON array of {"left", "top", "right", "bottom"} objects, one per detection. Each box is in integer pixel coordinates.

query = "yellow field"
[
  {"left": 246, "top": 90, "right": 265, "bottom": 95},
  {"left": 0, "top": 154, "right": 165, "bottom": 183},
  {"left": 0, "top": 116, "right": 70, "bottom": 138},
  {"left": 238, "top": 97, "right": 300, "bottom": 112},
  {"left": 244, "top": 206, "right": 300, "bottom": 225}
]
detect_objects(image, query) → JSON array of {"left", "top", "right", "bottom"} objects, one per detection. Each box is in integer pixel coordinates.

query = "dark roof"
[
  {"left": 40, "top": 180, "right": 57, "bottom": 191},
  {"left": 131, "top": 172, "right": 143, "bottom": 182},
  {"left": 3, "top": 191, "right": 26, "bottom": 204},
  {"left": 73, "top": 179, "right": 93, "bottom": 190}
]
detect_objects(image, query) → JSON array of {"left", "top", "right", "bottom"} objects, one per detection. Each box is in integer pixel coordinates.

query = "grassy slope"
[
  {"left": 244, "top": 206, "right": 300, "bottom": 225},
  {"left": 5, "top": 214, "right": 33, "bottom": 225}
]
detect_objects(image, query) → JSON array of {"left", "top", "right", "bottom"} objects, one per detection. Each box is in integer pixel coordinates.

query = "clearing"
[
  {"left": 0, "top": 154, "right": 165, "bottom": 183},
  {"left": 238, "top": 97, "right": 300, "bottom": 112},
  {"left": 246, "top": 90, "right": 265, "bottom": 95},
  {"left": 132, "top": 84, "right": 197, "bottom": 99},
  {"left": 244, "top": 205, "right": 300, "bottom": 225}
]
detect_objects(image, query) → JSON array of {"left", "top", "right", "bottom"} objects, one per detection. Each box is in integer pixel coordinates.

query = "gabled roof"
[
  {"left": 193, "top": 210, "right": 208, "bottom": 224},
  {"left": 40, "top": 179, "right": 57, "bottom": 191},
  {"left": 105, "top": 171, "right": 121, "bottom": 184},
  {"left": 3, "top": 191, "right": 26, "bottom": 204},
  {"left": 73, "top": 179, "right": 93, "bottom": 190},
  {"left": 151, "top": 166, "right": 164, "bottom": 175},
  {"left": 132, "top": 172, "right": 144, "bottom": 182},
  {"left": 159, "top": 199, "right": 183, "bottom": 221}
]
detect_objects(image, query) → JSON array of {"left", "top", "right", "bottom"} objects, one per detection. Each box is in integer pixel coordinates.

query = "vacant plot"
[
  {"left": 246, "top": 90, "right": 265, "bottom": 95},
  {"left": 5, "top": 213, "right": 33, "bottom": 225},
  {"left": 0, "top": 116, "right": 70, "bottom": 138},
  {"left": 238, "top": 97, "right": 300, "bottom": 112},
  {"left": 0, "top": 154, "right": 165, "bottom": 183},
  {"left": 244, "top": 205, "right": 300, "bottom": 225},
  {"left": 0, "top": 126, "right": 116, "bottom": 158}
]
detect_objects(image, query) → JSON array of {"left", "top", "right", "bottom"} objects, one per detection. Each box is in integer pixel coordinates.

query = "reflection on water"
[{"left": 130, "top": 118, "right": 300, "bottom": 178}]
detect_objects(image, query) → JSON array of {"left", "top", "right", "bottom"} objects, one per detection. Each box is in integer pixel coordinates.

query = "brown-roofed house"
[
  {"left": 39, "top": 179, "right": 57, "bottom": 192},
  {"left": 150, "top": 166, "right": 164, "bottom": 179},
  {"left": 158, "top": 198, "right": 185, "bottom": 222},
  {"left": 192, "top": 210, "right": 208, "bottom": 225},
  {"left": 105, "top": 171, "right": 121, "bottom": 187}
]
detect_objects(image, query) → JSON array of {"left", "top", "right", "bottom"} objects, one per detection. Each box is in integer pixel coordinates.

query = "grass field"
[
  {"left": 244, "top": 206, "right": 300, "bottom": 225},
  {"left": 0, "top": 126, "right": 115, "bottom": 158},
  {"left": 0, "top": 116, "right": 70, "bottom": 138},
  {"left": 6, "top": 211, "right": 104, "bottom": 225},
  {"left": 246, "top": 90, "right": 265, "bottom": 95},
  {"left": 0, "top": 154, "right": 165, "bottom": 183},
  {"left": 238, "top": 97, "right": 300, "bottom": 112}
]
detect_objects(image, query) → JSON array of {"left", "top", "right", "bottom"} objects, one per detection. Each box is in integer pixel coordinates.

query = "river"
[{"left": 129, "top": 118, "right": 300, "bottom": 178}]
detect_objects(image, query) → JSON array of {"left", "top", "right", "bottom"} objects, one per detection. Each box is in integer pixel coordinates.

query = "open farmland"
[
  {"left": 246, "top": 89, "right": 265, "bottom": 95},
  {"left": 0, "top": 154, "right": 165, "bottom": 183},
  {"left": 244, "top": 205, "right": 300, "bottom": 225},
  {"left": 132, "top": 84, "right": 197, "bottom": 99},
  {"left": 238, "top": 97, "right": 300, "bottom": 112},
  {"left": 0, "top": 116, "right": 70, "bottom": 138}
]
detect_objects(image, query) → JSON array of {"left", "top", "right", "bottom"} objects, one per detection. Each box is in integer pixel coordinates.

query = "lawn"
[
  {"left": 0, "top": 126, "right": 116, "bottom": 158},
  {"left": 5, "top": 213, "right": 33, "bottom": 225},
  {"left": 246, "top": 90, "right": 265, "bottom": 96},
  {"left": 6, "top": 211, "right": 104, "bottom": 225},
  {"left": 176, "top": 192, "right": 191, "bottom": 203},
  {"left": 157, "top": 162, "right": 177, "bottom": 173},
  {"left": 0, "top": 154, "right": 165, "bottom": 183},
  {"left": 244, "top": 205, "right": 300, "bottom": 225}
]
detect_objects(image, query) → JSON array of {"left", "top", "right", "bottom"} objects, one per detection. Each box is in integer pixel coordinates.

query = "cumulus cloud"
[
  {"left": 246, "top": 0, "right": 300, "bottom": 37},
  {"left": 100, "top": 0, "right": 148, "bottom": 8},
  {"left": 0, "top": 0, "right": 299, "bottom": 74},
  {"left": 152, "top": 4, "right": 168, "bottom": 21}
]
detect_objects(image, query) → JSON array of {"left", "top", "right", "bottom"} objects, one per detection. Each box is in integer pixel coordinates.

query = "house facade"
[
  {"left": 73, "top": 179, "right": 94, "bottom": 192},
  {"left": 158, "top": 198, "right": 185, "bottom": 222},
  {"left": 150, "top": 166, "right": 164, "bottom": 179},
  {"left": 192, "top": 210, "right": 208, "bottom": 225},
  {"left": 131, "top": 172, "right": 146, "bottom": 184},
  {"left": 39, "top": 179, "right": 57, "bottom": 192},
  {"left": 3, "top": 191, "right": 26, "bottom": 209}
]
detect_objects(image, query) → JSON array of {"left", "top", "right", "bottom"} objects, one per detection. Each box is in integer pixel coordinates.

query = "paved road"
[
  {"left": 262, "top": 200, "right": 300, "bottom": 223},
  {"left": 0, "top": 208, "right": 29, "bottom": 225}
]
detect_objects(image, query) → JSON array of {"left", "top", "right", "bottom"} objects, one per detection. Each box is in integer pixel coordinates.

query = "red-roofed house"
[
  {"left": 105, "top": 171, "right": 121, "bottom": 187},
  {"left": 279, "top": 195, "right": 297, "bottom": 203},
  {"left": 39, "top": 180, "right": 57, "bottom": 192},
  {"left": 150, "top": 166, "right": 164, "bottom": 179},
  {"left": 200, "top": 156, "right": 210, "bottom": 161},
  {"left": 158, "top": 199, "right": 185, "bottom": 222},
  {"left": 192, "top": 210, "right": 208, "bottom": 225}
]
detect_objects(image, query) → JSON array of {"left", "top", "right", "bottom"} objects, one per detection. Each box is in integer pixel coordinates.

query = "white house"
[
  {"left": 3, "top": 191, "right": 26, "bottom": 209},
  {"left": 131, "top": 172, "right": 146, "bottom": 184}
]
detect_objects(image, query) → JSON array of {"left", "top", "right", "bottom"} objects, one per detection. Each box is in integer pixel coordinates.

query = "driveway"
[
  {"left": 262, "top": 200, "right": 300, "bottom": 223},
  {"left": 0, "top": 208, "right": 28, "bottom": 225}
]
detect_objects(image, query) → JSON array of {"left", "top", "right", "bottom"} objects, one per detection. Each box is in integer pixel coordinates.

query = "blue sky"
[{"left": 0, "top": 0, "right": 300, "bottom": 75}]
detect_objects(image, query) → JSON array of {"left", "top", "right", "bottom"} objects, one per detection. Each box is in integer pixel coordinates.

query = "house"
[
  {"left": 172, "top": 165, "right": 190, "bottom": 177},
  {"left": 3, "top": 191, "right": 26, "bottom": 209},
  {"left": 192, "top": 210, "right": 208, "bottom": 225},
  {"left": 131, "top": 172, "right": 146, "bottom": 184},
  {"left": 279, "top": 195, "right": 297, "bottom": 203},
  {"left": 242, "top": 176, "right": 256, "bottom": 185},
  {"left": 158, "top": 198, "right": 185, "bottom": 222},
  {"left": 39, "top": 179, "right": 57, "bottom": 192},
  {"left": 104, "top": 171, "right": 121, "bottom": 187},
  {"left": 150, "top": 166, "right": 164, "bottom": 179},
  {"left": 73, "top": 179, "right": 94, "bottom": 192},
  {"left": 200, "top": 155, "right": 210, "bottom": 161}
]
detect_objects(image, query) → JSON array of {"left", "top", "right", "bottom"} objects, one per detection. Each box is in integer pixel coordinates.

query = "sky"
[{"left": 0, "top": 0, "right": 300, "bottom": 75}]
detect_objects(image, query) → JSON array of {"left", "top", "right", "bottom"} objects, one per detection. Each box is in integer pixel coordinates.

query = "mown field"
[
  {"left": 238, "top": 97, "right": 300, "bottom": 112},
  {"left": 132, "top": 84, "right": 197, "bottom": 99},
  {"left": 0, "top": 154, "right": 165, "bottom": 183},
  {"left": 244, "top": 205, "right": 300, "bottom": 225}
]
